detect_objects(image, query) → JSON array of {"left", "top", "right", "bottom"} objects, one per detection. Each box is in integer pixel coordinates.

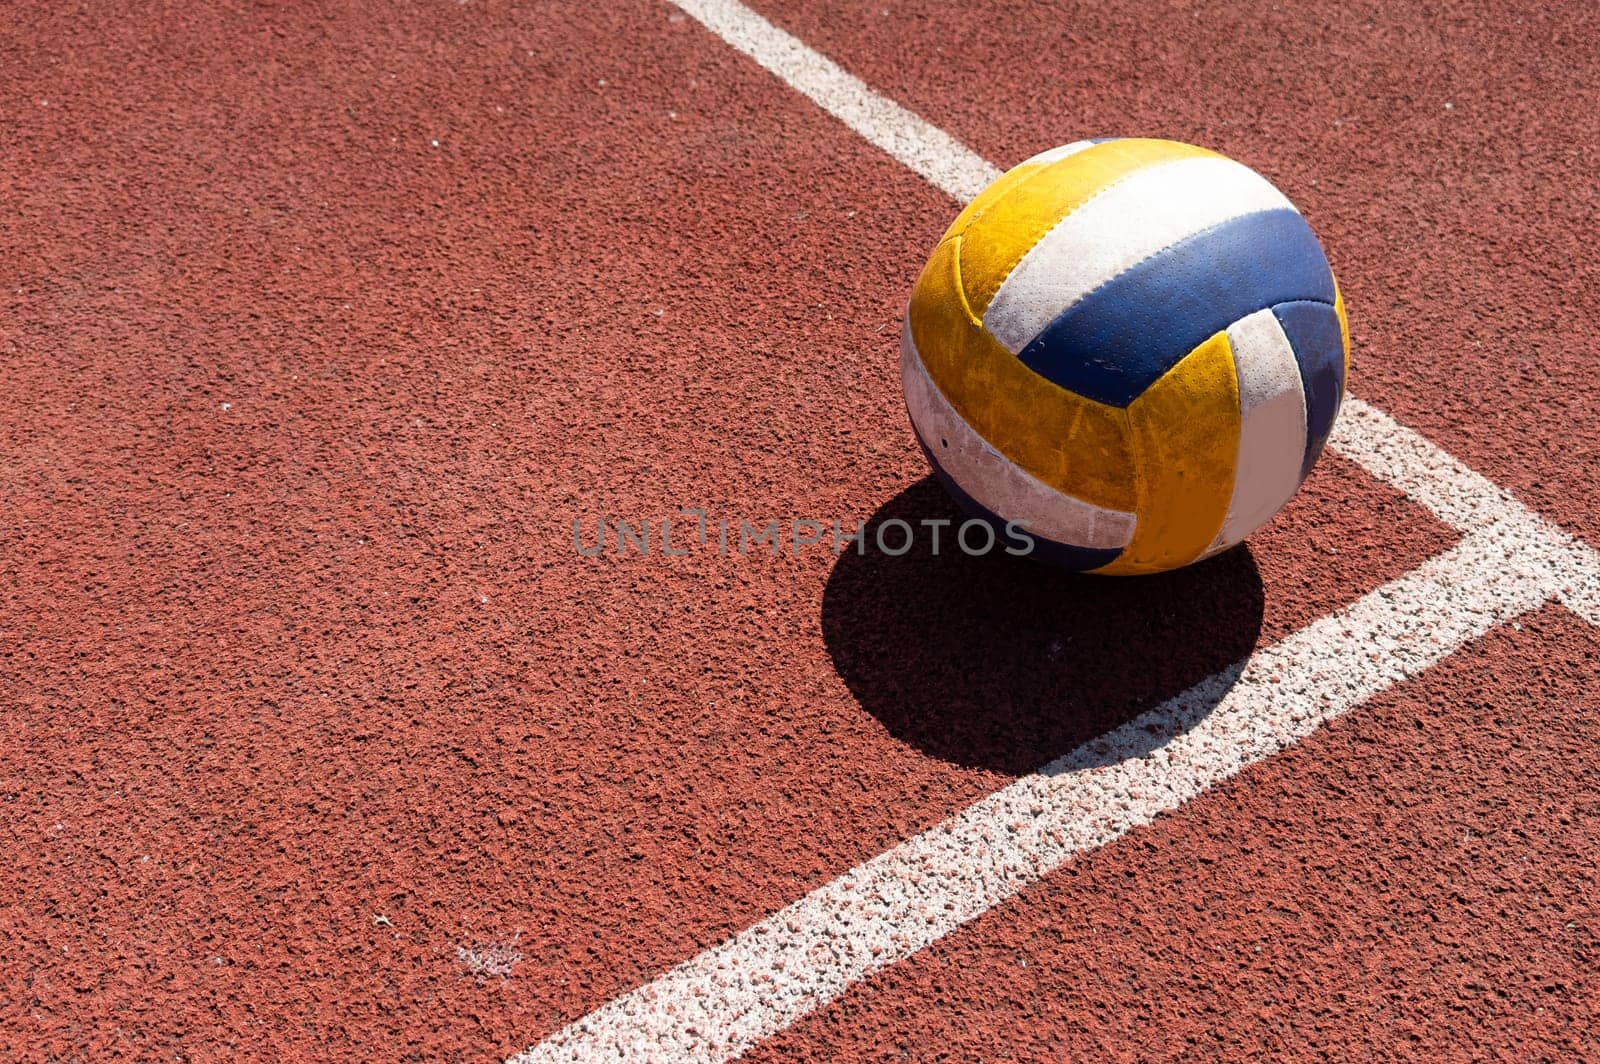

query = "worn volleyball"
[{"left": 902, "top": 137, "right": 1349, "bottom": 575}]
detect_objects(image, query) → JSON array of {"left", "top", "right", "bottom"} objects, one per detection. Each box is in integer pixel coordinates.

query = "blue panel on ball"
[
  {"left": 1017, "top": 208, "right": 1337, "bottom": 408},
  {"left": 1272, "top": 299, "right": 1346, "bottom": 480},
  {"left": 913, "top": 428, "right": 1124, "bottom": 572}
]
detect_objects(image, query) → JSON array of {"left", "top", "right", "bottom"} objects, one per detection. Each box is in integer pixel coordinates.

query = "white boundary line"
[
  {"left": 1333, "top": 397, "right": 1600, "bottom": 626},
  {"left": 662, "top": 0, "right": 1001, "bottom": 201},
  {"left": 512, "top": 0, "right": 1600, "bottom": 1059},
  {"left": 517, "top": 527, "right": 1575, "bottom": 1064}
]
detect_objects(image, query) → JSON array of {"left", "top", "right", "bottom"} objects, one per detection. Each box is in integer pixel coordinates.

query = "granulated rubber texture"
[
  {"left": 0, "top": 0, "right": 1588, "bottom": 1058},
  {"left": 747, "top": 604, "right": 1600, "bottom": 1061}
]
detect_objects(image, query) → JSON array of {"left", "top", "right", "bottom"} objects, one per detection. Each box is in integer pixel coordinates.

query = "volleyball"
[{"left": 902, "top": 137, "right": 1349, "bottom": 575}]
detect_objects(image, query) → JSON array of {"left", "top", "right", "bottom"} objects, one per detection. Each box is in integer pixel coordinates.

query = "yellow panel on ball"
[
  {"left": 948, "top": 138, "right": 1219, "bottom": 322},
  {"left": 1094, "top": 332, "right": 1242, "bottom": 575},
  {"left": 908, "top": 237, "right": 1136, "bottom": 513},
  {"left": 1334, "top": 278, "right": 1352, "bottom": 381}
]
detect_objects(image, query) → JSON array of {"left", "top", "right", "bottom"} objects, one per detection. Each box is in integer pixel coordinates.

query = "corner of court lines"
[{"left": 1331, "top": 397, "right": 1600, "bottom": 630}]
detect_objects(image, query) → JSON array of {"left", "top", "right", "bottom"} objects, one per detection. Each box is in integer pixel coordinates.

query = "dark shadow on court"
[{"left": 821, "top": 477, "right": 1265, "bottom": 776}]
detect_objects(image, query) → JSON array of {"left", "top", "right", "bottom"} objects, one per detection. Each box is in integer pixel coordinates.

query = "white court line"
[
  {"left": 667, "top": 0, "right": 999, "bottom": 201},
  {"left": 515, "top": 527, "right": 1569, "bottom": 1064},
  {"left": 512, "top": 0, "right": 1600, "bottom": 1059},
  {"left": 1333, "top": 397, "right": 1600, "bottom": 626}
]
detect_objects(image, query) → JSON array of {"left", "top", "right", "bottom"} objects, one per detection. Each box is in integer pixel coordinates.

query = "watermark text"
[{"left": 572, "top": 508, "right": 1036, "bottom": 558}]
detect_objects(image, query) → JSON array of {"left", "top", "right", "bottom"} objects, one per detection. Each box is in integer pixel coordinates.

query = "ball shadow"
[{"left": 821, "top": 478, "right": 1265, "bottom": 776}]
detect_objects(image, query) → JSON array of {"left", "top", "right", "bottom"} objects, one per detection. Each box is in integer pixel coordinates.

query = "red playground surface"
[{"left": 2, "top": 0, "right": 1597, "bottom": 1059}]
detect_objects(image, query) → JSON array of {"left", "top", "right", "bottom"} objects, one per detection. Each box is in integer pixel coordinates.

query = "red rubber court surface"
[
  {"left": 0, "top": 0, "right": 1596, "bottom": 1061},
  {"left": 747, "top": 602, "right": 1600, "bottom": 1062}
]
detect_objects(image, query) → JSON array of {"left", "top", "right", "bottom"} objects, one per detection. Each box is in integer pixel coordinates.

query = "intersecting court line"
[{"left": 512, "top": 1, "right": 1600, "bottom": 1059}]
